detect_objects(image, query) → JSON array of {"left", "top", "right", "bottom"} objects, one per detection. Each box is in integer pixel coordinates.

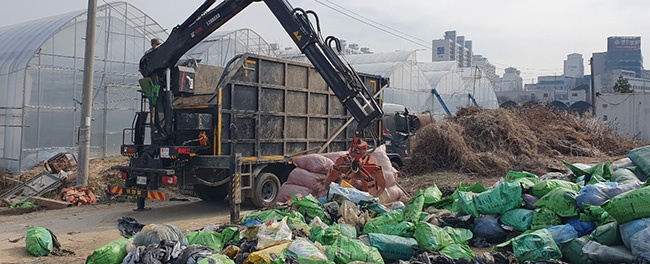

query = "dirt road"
[{"left": 0, "top": 198, "right": 253, "bottom": 264}]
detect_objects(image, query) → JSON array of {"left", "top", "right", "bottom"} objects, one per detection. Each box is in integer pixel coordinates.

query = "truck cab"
[{"left": 381, "top": 103, "right": 420, "bottom": 170}]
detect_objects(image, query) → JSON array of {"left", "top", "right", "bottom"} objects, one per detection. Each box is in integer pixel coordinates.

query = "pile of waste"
[
  {"left": 58, "top": 186, "right": 98, "bottom": 206},
  {"left": 276, "top": 145, "right": 408, "bottom": 204},
  {"left": 407, "top": 106, "right": 639, "bottom": 177},
  {"left": 41, "top": 145, "right": 650, "bottom": 263}
]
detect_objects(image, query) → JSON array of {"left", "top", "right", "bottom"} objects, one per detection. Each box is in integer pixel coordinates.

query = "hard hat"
[{"left": 151, "top": 38, "right": 162, "bottom": 45}]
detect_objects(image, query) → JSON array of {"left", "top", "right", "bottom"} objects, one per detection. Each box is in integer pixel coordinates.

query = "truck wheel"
[
  {"left": 391, "top": 161, "right": 401, "bottom": 171},
  {"left": 193, "top": 184, "right": 207, "bottom": 200},
  {"left": 203, "top": 185, "right": 228, "bottom": 201},
  {"left": 194, "top": 184, "right": 228, "bottom": 201},
  {"left": 250, "top": 172, "right": 280, "bottom": 208}
]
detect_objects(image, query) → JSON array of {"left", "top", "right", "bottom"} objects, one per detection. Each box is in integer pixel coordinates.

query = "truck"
[
  {"left": 380, "top": 103, "right": 435, "bottom": 170},
  {"left": 110, "top": 0, "right": 391, "bottom": 212}
]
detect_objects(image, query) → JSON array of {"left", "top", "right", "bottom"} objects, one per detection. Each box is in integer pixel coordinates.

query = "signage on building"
[
  {"left": 437, "top": 47, "right": 445, "bottom": 55},
  {"left": 608, "top": 37, "right": 641, "bottom": 50}
]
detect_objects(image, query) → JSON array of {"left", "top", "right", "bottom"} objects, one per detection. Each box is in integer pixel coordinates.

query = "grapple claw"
[{"left": 325, "top": 137, "right": 386, "bottom": 196}]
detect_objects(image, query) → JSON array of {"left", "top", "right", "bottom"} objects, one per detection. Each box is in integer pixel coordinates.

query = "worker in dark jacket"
[{"left": 144, "top": 38, "right": 162, "bottom": 55}]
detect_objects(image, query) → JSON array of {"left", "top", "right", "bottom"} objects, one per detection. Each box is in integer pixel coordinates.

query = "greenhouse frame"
[{"left": 0, "top": 2, "right": 168, "bottom": 173}]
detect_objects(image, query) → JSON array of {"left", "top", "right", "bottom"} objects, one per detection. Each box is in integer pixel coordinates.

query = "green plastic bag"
[
  {"left": 185, "top": 226, "right": 238, "bottom": 251},
  {"left": 293, "top": 194, "right": 330, "bottom": 224},
  {"left": 457, "top": 182, "right": 489, "bottom": 193},
  {"left": 559, "top": 236, "right": 592, "bottom": 264},
  {"left": 311, "top": 224, "right": 356, "bottom": 246},
  {"left": 404, "top": 189, "right": 425, "bottom": 222},
  {"left": 86, "top": 238, "right": 130, "bottom": 264},
  {"left": 602, "top": 185, "right": 650, "bottom": 224},
  {"left": 443, "top": 226, "right": 473, "bottom": 244},
  {"left": 530, "top": 208, "right": 561, "bottom": 230},
  {"left": 474, "top": 181, "right": 522, "bottom": 215},
  {"left": 11, "top": 201, "right": 37, "bottom": 208},
  {"left": 376, "top": 222, "right": 415, "bottom": 238},
  {"left": 580, "top": 205, "right": 614, "bottom": 226},
  {"left": 431, "top": 196, "right": 457, "bottom": 213},
  {"left": 362, "top": 210, "right": 404, "bottom": 235},
  {"left": 368, "top": 233, "right": 418, "bottom": 260},
  {"left": 500, "top": 208, "right": 534, "bottom": 231},
  {"left": 611, "top": 168, "right": 640, "bottom": 184},
  {"left": 326, "top": 236, "right": 384, "bottom": 264},
  {"left": 627, "top": 146, "right": 650, "bottom": 177},
  {"left": 26, "top": 226, "right": 53, "bottom": 257},
  {"left": 457, "top": 191, "right": 479, "bottom": 218},
  {"left": 423, "top": 184, "right": 442, "bottom": 205},
  {"left": 242, "top": 209, "right": 305, "bottom": 224},
  {"left": 534, "top": 187, "right": 579, "bottom": 218},
  {"left": 506, "top": 171, "right": 539, "bottom": 189},
  {"left": 590, "top": 222, "right": 622, "bottom": 246},
  {"left": 414, "top": 221, "right": 453, "bottom": 251},
  {"left": 564, "top": 161, "right": 612, "bottom": 180},
  {"left": 197, "top": 253, "right": 235, "bottom": 264},
  {"left": 531, "top": 179, "right": 581, "bottom": 198},
  {"left": 440, "top": 244, "right": 474, "bottom": 260},
  {"left": 510, "top": 228, "right": 562, "bottom": 262}
]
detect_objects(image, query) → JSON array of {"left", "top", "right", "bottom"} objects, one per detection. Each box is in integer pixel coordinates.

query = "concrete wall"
[{"left": 596, "top": 93, "right": 650, "bottom": 141}]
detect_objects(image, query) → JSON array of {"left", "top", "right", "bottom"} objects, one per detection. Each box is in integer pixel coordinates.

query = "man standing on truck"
[{"left": 144, "top": 38, "right": 162, "bottom": 55}]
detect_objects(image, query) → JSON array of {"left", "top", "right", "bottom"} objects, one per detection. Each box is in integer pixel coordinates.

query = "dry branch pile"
[{"left": 406, "top": 105, "right": 639, "bottom": 177}]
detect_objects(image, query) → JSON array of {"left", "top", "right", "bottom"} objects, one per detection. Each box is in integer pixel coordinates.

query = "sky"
[{"left": 1, "top": 0, "right": 649, "bottom": 83}]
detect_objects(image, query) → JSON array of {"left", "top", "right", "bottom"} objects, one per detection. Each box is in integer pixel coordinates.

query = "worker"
[{"left": 144, "top": 38, "right": 162, "bottom": 55}]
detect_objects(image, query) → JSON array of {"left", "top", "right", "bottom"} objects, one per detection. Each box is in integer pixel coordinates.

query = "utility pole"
[
  {"left": 590, "top": 57, "right": 596, "bottom": 117},
  {"left": 77, "top": 0, "right": 97, "bottom": 187}
]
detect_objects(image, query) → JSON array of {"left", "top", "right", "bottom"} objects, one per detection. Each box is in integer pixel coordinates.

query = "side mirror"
[{"left": 408, "top": 115, "right": 420, "bottom": 133}]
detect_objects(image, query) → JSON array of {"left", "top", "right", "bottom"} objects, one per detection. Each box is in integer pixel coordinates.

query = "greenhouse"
[
  {"left": 185, "top": 28, "right": 278, "bottom": 67},
  {"left": 0, "top": 2, "right": 169, "bottom": 173}
]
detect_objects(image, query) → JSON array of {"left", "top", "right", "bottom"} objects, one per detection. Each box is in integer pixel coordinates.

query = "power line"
[
  {"left": 312, "top": 0, "right": 564, "bottom": 75},
  {"left": 312, "top": 0, "right": 431, "bottom": 49},
  {"left": 316, "top": 0, "right": 432, "bottom": 47}
]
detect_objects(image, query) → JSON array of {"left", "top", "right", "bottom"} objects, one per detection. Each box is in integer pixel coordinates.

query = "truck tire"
[
  {"left": 193, "top": 184, "right": 206, "bottom": 200},
  {"left": 194, "top": 184, "right": 228, "bottom": 201},
  {"left": 250, "top": 172, "right": 280, "bottom": 208},
  {"left": 391, "top": 161, "right": 401, "bottom": 171}
]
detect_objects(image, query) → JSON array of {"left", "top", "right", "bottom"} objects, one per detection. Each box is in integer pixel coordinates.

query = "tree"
[{"left": 613, "top": 75, "right": 633, "bottom": 93}]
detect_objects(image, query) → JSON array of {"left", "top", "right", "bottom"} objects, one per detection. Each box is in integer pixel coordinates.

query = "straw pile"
[{"left": 406, "top": 105, "right": 639, "bottom": 177}]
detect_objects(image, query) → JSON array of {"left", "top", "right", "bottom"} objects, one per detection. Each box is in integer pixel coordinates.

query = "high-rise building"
[
  {"left": 432, "top": 30, "right": 473, "bottom": 67},
  {"left": 495, "top": 67, "right": 523, "bottom": 92},
  {"left": 473, "top": 55, "right": 496, "bottom": 87},
  {"left": 605, "top": 36, "right": 643, "bottom": 77},
  {"left": 564, "top": 53, "right": 584, "bottom": 78}
]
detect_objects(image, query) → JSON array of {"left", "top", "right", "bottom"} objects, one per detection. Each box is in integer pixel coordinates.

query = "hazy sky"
[{"left": 1, "top": 0, "right": 648, "bottom": 83}]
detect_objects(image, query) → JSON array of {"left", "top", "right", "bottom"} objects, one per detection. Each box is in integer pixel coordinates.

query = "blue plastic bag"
[
  {"left": 566, "top": 218, "right": 596, "bottom": 237},
  {"left": 547, "top": 224, "right": 578, "bottom": 245}
]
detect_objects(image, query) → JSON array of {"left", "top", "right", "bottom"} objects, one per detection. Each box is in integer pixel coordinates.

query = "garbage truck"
[{"left": 110, "top": 0, "right": 406, "bottom": 210}]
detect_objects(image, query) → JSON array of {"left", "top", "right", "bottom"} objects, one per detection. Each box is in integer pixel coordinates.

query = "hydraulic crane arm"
[
  {"left": 139, "top": 0, "right": 382, "bottom": 137},
  {"left": 263, "top": 0, "right": 383, "bottom": 130},
  {"left": 139, "top": 0, "right": 255, "bottom": 78}
]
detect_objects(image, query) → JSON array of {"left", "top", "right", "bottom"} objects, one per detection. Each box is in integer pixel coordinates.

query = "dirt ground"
[{"left": 0, "top": 197, "right": 254, "bottom": 264}]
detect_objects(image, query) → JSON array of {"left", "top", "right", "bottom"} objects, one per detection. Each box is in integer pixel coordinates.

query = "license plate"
[
  {"left": 136, "top": 176, "right": 147, "bottom": 185},
  {"left": 160, "top": 147, "right": 170, "bottom": 158}
]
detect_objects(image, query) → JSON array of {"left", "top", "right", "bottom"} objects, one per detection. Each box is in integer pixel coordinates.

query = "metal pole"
[
  {"left": 590, "top": 57, "right": 596, "bottom": 117},
  {"left": 77, "top": 0, "right": 97, "bottom": 187},
  {"left": 230, "top": 153, "right": 242, "bottom": 224}
]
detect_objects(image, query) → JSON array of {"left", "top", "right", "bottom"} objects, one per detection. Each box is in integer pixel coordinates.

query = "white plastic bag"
[
  {"left": 256, "top": 217, "right": 292, "bottom": 250},
  {"left": 287, "top": 238, "right": 328, "bottom": 260},
  {"left": 328, "top": 182, "right": 374, "bottom": 203}
]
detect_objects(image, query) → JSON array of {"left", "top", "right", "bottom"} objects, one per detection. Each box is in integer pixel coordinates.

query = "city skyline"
[{"left": 1, "top": 0, "right": 648, "bottom": 83}]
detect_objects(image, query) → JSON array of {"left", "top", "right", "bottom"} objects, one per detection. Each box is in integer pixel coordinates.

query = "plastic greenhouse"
[
  {"left": 186, "top": 28, "right": 279, "bottom": 67},
  {"left": 0, "top": 2, "right": 167, "bottom": 173}
]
